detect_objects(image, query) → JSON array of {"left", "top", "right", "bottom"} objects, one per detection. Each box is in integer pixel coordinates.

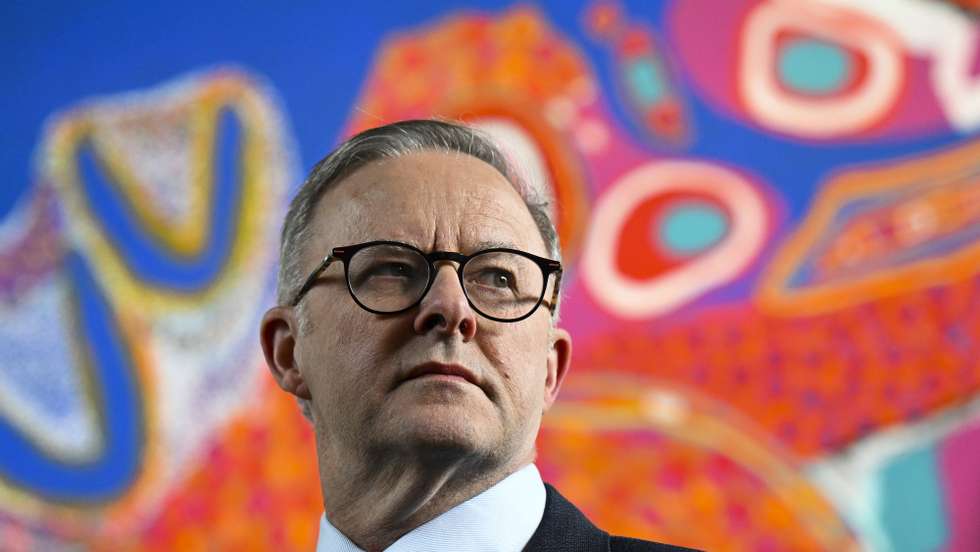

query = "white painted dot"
[
  {"left": 643, "top": 389, "right": 689, "bottom": 426},
  {"left": 544, "top": 97, "right": 577, "bottom": 128},
  {"left": 574, "top": 118, "right": 610, "bottom": 154}
]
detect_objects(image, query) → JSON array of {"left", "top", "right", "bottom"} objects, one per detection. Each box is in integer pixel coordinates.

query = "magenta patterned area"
[{"left": 939, "top": 419, "right": 980, "bottom": 552}]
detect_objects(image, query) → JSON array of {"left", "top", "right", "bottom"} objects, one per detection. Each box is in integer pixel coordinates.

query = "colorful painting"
[{"left": 2, "top": 1, "right": 978, "bottom": 550}]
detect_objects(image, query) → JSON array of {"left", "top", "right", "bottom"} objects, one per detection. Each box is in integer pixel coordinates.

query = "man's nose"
[{"left": 413, "top": 265, "right": 478, "bottom": 341}]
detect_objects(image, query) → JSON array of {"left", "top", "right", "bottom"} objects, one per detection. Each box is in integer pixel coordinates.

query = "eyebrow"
[
  {"left": 371, "top": 238, "right": 522, "bottom": 254},
  {"left": 471, "top": 239, "right": 519, "bottom": 252}
]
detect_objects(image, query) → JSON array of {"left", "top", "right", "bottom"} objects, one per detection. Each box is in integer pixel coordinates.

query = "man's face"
[{"left": 276, "top": 150, "right": 570, "bottom": 470}]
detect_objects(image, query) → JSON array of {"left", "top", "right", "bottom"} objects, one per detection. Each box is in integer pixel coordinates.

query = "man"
[{"left": 260, "top": 120, "right": 695, "bottom": 551}]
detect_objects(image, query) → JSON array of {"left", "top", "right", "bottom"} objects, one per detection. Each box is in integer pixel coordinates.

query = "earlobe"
[
  {"left": 543, "top": 327, "right": 572, "bottom": 411},
  {"left": 260, "top": 306, "right": 312, "bottom": 400}
]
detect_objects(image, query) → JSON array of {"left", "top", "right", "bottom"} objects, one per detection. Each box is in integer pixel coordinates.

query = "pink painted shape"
[
  {"left": 666, "top": 0, "right": 750, "bottom": 121},
  {"left": 666, "top": 0, "right": 951, "bottom": 139},
  {"left": 969, "top": 31, "right": 980, "bottom": 78},
  {"left": 938, "top": 418, "right": 980, "bottom": 552},
  {"left": 557, "top": 101, "right": 666, "bottom": 343},
  {"left": 867, "top": 57, "right": 948, "bottom": 137}
]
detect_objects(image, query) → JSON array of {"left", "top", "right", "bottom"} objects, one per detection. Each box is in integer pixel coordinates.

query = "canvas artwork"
[{"left": 1, "top": 1, "right": 978, "bottom": 550}]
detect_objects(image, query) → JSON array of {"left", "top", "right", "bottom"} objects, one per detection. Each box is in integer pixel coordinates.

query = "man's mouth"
[{"left": 400, "top": 362, "right": 481, "bottom": 388}]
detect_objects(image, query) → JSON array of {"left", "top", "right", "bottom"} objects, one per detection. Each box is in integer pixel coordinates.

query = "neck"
[{"left": 318, "top": 439, "right": 533, "bottom": 552}]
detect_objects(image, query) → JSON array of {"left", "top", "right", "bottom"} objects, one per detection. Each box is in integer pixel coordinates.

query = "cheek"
[
  {"left": 305, "top": 308, "right": 413, "bottom": 398},
  {"left": 486, "top": 327, "right": 551, "bottom": 407},
  {"left": 299, "top": 309, "right": 373, "bottom": 397}
]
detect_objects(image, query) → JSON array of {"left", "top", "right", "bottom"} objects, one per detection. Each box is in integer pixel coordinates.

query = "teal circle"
[
  {"left": 659, "top": 202, "right": 728, "bottom": 255},
  {"left": 626, "top": 59, "right": 665, "bottom": 105},
  {"left": 778, "top": 39, "right": 851, "bottom": 95}
]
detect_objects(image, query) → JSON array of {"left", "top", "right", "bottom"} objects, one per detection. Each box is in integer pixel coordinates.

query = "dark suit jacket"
[{"left": 523, "top": 484, "right": 701, "bottom": 552}]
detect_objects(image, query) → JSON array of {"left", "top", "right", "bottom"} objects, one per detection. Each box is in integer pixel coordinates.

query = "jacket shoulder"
[
  {"left": 524, "top": 483, "right": 701, "bottom": 552},
  {"left": 610, "top": 535, "right": 703, "bottom": 552}
]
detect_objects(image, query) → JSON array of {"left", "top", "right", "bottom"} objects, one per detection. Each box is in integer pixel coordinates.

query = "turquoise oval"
[
  {"left": 778, "top": 39, "right": 851, "bottom": 95},
  {"left": 659, "top": 202, "right": 728, "bottom": 255},
  {"left": 626, "top": 59, "right": 665, "bottom": 105}
]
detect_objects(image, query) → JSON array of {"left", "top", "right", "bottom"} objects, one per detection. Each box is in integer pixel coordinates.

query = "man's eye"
[
  {"left": 368, "top": 262, "right": 415, "bottom": 278},
  {"left": 472, "top": 268, "right": 516, "bottom": 290}
]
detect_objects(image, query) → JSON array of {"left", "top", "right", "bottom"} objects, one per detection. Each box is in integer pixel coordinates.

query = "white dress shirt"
[{"left": 316, "top": 463, "right": 547, "bottom": 551}]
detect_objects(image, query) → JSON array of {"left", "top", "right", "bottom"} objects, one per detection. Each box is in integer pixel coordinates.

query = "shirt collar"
[{"left": 316, "top": 463, "right": 546, "bottom": 552}]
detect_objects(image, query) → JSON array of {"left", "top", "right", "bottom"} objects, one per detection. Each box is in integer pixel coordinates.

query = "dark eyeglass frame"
[{"left": 289, "top": 240, "right": 563, "bottom": 322}]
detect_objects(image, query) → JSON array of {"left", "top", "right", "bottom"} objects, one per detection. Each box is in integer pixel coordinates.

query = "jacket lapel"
[{"left": 523, "top": 483, "right": 608, "bottom": 552}]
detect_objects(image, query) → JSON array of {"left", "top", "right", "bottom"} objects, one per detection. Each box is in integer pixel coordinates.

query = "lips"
[{"left": 401, "top": 362, "right": 481, "bottom": 388}]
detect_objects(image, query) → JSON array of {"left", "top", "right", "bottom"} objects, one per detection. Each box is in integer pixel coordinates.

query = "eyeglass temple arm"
[
  {"left": 546, "top": 264, "right": 563, "bottom": 314},
  {"left": 289, "top": 255, "right": 337, "bottom": 307}
]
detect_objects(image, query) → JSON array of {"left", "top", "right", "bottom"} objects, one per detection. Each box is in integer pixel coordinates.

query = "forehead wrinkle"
[{"left": 463, "top": 208, "right": 546, "bottom": 255}]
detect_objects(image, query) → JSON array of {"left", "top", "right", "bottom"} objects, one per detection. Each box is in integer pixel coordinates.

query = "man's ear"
[
  {"left": 260, "top": 306, "right": 312, "bottom": 400},
  {"left": 542, "top": 327, "right": 572, "bottom": 411}
]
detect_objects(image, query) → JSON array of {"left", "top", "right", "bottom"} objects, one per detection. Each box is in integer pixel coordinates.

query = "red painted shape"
[{"left": 614, "top": 192, "right": 731, "bottom": 281}]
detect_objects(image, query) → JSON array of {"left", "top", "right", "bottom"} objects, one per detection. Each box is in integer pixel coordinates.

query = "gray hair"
[{"left": 275, "top": 119, "right": 563, "bottom": 421}]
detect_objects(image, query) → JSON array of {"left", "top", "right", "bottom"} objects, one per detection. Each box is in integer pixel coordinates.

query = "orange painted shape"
[{"left": 757, "top": 138, "right": 980, "bottom": 316}]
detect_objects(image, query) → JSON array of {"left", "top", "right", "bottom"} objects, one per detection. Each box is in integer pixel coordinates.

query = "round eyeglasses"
[{"left": 289, "top": 240, "right": 563, "bottom": 322}]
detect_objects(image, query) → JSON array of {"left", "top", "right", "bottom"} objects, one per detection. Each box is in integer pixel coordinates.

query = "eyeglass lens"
[
  {"left": 461, "top": 251, "right": 543, "bottom": 319},
  {"left": 346, "top": 243, "right": 545, "bottom": 319}
]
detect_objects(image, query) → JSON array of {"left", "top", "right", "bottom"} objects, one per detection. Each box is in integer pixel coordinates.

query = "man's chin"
[{"left": 377, "top": 409, "right": 496, "bottom": 458}]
